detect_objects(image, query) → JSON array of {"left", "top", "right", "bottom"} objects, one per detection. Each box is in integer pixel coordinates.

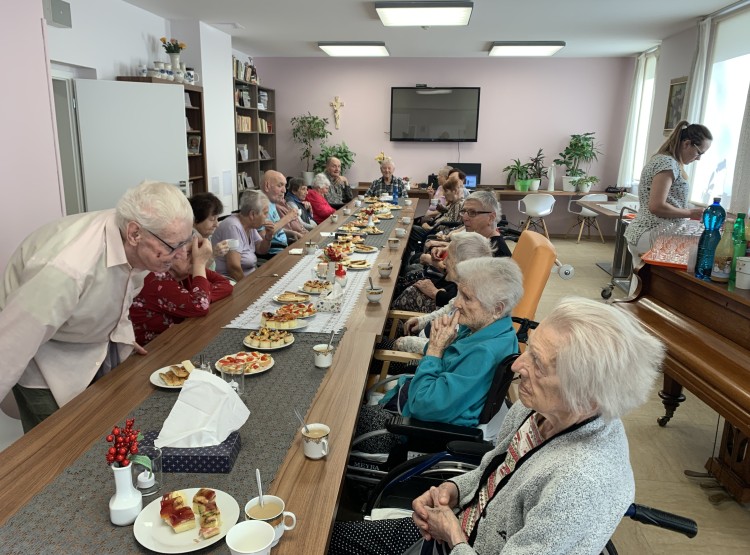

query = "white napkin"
[
  {"left": 289, "top": 248, "right": 303, "bottom": 255},
  {"left": 327, "top": 282, "right": 344, "bottom": 298},
  {"left": 154, "top": 370, "right": 250, "bottom": 448}
]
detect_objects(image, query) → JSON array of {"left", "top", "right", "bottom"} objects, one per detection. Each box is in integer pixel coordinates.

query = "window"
[{"left": 691, "top": 8, "right": 750, "bottom": 207}]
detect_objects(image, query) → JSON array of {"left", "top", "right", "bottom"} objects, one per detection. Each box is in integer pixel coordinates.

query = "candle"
[{"left": 137, "top": 470, "right": 155, "bottom": 489}]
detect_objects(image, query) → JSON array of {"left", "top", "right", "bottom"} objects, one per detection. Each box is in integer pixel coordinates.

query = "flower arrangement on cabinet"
[
  {"left": 375, "top": 151, "right": 391, "bottom": 164},
  {"left": 160, "top": 37, "right": 186, "bottom": 53}
]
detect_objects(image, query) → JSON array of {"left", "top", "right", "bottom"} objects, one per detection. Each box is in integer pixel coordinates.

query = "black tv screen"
[{"left": 390, "top": 87, "right": 480, "bottom": 142}]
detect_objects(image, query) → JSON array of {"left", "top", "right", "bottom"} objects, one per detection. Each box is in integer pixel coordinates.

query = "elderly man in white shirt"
[{"left": 0, "top": 181, "right": 194, "bottom": 432}]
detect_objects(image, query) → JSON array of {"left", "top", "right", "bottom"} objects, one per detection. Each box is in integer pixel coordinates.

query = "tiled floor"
[{"left": 535, "top": 237, "right": 750, "bottom": 554}]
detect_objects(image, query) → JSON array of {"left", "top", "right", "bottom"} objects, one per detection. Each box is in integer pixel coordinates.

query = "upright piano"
[{"left": 616, "top": 263, "right": 750, "bottom": 502}]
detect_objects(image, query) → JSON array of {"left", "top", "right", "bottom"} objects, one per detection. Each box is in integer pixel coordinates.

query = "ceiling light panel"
[
  {"left": 375, "top": 1, "right": 473, "bottom": 27},
  {"left": 489, "top": 41, "right": 566, "bottom": 57},
  {"left": 318, "top": 42, "right": 390, "bottom": 57}
]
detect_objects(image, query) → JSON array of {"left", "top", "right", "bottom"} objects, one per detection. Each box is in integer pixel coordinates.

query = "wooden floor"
[{"left": 536, "top": 237, "right": 750, "bottom": 554}]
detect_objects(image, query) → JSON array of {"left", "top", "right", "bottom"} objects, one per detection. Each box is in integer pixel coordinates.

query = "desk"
[{"left": 0, "top": 199, "right": 425, "bottom": 553}]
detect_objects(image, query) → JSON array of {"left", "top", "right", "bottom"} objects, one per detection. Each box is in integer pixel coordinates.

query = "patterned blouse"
[
  {"left": 323, "top": 173, "right": 354, "bottom": 206},
  {"left": 366, "top": 176, "right": 406, "bottom": 198},
  {"left": 130, "top": 270, "right": 233, "bottom": 345},
  {"left": 624, "top": 154, "right": 689, "bottom": 245}
]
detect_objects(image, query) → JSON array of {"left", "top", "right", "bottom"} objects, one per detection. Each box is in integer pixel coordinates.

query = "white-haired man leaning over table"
[{"left": 0, "top": 181, "right": 194, "bottom": 432}]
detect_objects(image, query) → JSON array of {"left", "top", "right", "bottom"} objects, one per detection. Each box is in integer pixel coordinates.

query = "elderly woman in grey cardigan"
[{"left": 329, "top": 297, "right": 664, "bottom": 555}]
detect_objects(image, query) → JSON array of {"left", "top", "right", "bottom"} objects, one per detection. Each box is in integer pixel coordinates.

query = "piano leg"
[{"left": 657, "top": 374, "right": 686, "bottom": 427}]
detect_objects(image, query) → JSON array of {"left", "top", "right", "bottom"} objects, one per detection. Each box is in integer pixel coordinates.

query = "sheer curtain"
[
  {"left": 730, "top": 82, "right": 750, "bottom": 214},
  {"left": 617, "top": 49, "right": 657, "bottom": 195}
]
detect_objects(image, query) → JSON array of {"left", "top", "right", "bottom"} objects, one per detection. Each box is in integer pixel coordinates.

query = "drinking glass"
[{"left": 134, "top": 445, "right": 162, "bottom": 497}]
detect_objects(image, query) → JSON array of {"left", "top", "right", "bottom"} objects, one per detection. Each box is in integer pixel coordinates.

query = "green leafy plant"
[
  {"left": 313, "top": 142, "right": 356, "bottom": 175},
  {"left": 290, "top": 113, "right": 331, "bottom": 171},
  {"left": 553, "top": 132, "right": 602, "bottom": 177},
  {"left": 527, "top": 148, "right": 548, "bottom": 180},
  {"left": 502, "top": 158, "right": 531, "bottom": 184},
  {"left": 572, "top": 175, "right": 600, "bottom": 192}
]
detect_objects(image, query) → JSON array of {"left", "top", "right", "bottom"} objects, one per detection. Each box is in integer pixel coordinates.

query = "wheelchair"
[{"left": 363, "top": 440, "right": 698, "bottom": 555}]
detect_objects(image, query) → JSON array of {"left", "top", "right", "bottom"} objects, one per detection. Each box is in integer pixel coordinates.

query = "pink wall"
[
  {"left": 0, "top": 1, "right": 64, "bottom": 272},
  {"left": 255, "top": 56, "right": 634, "bottom": 234}
]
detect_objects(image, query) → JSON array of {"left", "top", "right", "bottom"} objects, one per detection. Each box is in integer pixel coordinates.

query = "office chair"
[
  {"left": 566, "top": 193, "right": 608, "bottom": 243},
  {"left": 374, "top": 230, "right": 556, "bottom": 380},
  {"left": 518, "top": 194, "right": 555, "bottom": 239}
]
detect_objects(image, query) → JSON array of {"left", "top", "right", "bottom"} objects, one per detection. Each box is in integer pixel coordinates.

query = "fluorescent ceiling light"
[
  {"left": 375, "top": 1, "right": 473, "bottom": 27},
  {"left": 489, "top": 41, "right": 566, "bottom": 57},
  {"left": 416, "top": 89, "right": 453, "bottom": 95},
  {"left": 318, "top": 42, "right": 390, "bottom": 57}
]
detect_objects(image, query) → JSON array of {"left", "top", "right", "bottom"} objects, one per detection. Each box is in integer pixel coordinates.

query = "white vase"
[
  {"left": 168, "top": 53, "right": 181, "bottom": 72},
  {"left": 302, "top": 171, "right": 314, "bottom": 186},
  {"left": 109, "top": 464, "right": 143, "bottom": 526},
  {"left": 546, "top": 166, "right": 556, "bottom": 191},
  {"left": 529, "top": 179, "right": 541, "bottom": 191},
  {"left": 562, "top": 176, "right": 577, "bottom": 192}
]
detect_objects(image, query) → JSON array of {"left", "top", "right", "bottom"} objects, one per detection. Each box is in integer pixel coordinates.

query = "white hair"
[
  {"left": 465, "top": 190, "right": 502, "bottom": 224},
  {"left": 448, "top": 232, "right": 495, "bottom": 262},
  {"left": 437, "top": 165, "right": 453, "bottom": 178},
  {"left": 379, "top": 159, "right": 394, "bottom": 169},
  {"left": 312, "top": 173, "right": 331, "bottom": 189},
  {"left": 544, "top": 297, "right": 665, "bottom": 421},
  {"left": 239, "top": 189, "right": 269, "bottom": 216},
  {"left": 115, "top": 180, "right": 193, "bottom": 234},
  {"left": 455, "top": 257, "right": 523, "bottom": 318}
]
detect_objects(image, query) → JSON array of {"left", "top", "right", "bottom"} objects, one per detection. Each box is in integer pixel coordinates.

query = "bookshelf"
[
  {"left": 233, "top": 70, "right": 276, "bottom": 195},
  {"left": 116, "top": 76, "right": 207, "bottom": 195}
]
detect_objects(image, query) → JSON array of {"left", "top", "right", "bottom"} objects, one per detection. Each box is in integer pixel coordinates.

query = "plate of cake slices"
[
  {"left": 273, "top": 291, "right": 311, "bottom": 303},
  {"left": 347, "top": 259, "right": 373, "bottom": 270},
  {"left": 243, "top": 328, "right": 295, "bottom": 351},
  {"left": 215, "top": 351, "right": 275, "bottom": 375},
  {"left": 134, "top": 488, "right": 240, "bottom": 554},
  {"left": 275, "top": 302, "right": 317, "bottom": 319},
  {"left": 259, "top": 311, "right": 310, "bottom": 330},
  {"left": 353, "top": 244, "right": 378, "bottom": 254},
  {"left": 150, "top": 360, "right": 196, "bottom": 389},
  {"left": 362, "top": 226, "right": 384, "bottom": 235},
  {"left": 300, "top": 280, "right": 333, "bottom": 294}
]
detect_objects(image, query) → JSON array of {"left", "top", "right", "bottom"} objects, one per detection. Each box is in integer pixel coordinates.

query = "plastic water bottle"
[
  {"left": 391, "top": 183, "right": 399, "bottom": 206},
  {"left": 729, "top": 213, "right": 746, "bottom": 290},
  {"left": 695, "top": 197, "right": 726, "bottom": 280}
]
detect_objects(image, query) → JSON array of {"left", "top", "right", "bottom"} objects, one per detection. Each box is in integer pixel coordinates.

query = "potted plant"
[
  {"left": 313, "top": 142, "right": 356, "bottom": 175},
  {"left": 553, "top": 132, "right": 602, "bottom": 191},
  {"left": 571, "top": 175, "right": 600, "bottom": 193},
  {"left": 527, "top": 148, "right": 548, "bottom": 191},
  {"left": 290, "top": 113, "right": 331, "bottom": 184},
  {"left": 502, "top": 159, "right": 532, "bottom": 191}
]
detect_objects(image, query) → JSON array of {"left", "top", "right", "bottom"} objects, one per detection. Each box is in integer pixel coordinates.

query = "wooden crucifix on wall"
[{"left": 330, "top": 96, "right": 344, "bottom": 129}]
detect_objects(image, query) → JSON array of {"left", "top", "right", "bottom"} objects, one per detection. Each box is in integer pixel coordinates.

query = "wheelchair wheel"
[
  {"left": 601, "top": 540, "right": 618, "bottom": 555},
  {"left": 365, "top": 453, "right": 478, "bottom": 514}
]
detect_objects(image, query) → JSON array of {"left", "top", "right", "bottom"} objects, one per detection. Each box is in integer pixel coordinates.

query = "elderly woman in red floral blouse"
[{"left": 130, "top": 234, "right": 233, "bottom": 345}]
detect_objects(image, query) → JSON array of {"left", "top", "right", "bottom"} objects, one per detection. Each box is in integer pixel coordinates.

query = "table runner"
[
  {"left": 225, "top": 206, "right": 404, "bottom": 333},
  {"left": 0, "top": 330, "right": 340, "bottom": 554}
]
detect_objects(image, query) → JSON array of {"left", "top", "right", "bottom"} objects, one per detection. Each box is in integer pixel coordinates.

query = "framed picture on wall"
[{"left": 664, "top": 76, "right": 688, "bottom": 134}]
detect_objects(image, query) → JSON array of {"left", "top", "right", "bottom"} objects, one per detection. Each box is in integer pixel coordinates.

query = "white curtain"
[
  {"left": 685, "top": 17, "right": 712, "bottom": 123},
  {"left": 617, "top": 52, "right": 647, "bottom": 192},
  {"left": 730, "top": 81, "right": 750, "bottom": 214}
]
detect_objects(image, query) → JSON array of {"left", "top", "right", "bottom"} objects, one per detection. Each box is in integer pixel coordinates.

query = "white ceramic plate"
[
  {"left": 149, "top": 366, "right": 188, "bottom": 390},
  {"left": 242, "top": 334, "right": 295, "bottom": 351},
  {"left": 215, "top": 354, "right": 275, "bottom": 376},
  {"left": 298, "top": 285, "right": 332, "bottom": 296},
  {"left": 348, "top": 263, "right": 373, "bottom": 271},
  {"left": 260, "top": 319, "right": 309, "bottom": 331},
  {"left": 272, "top": 293, "right": 311, "bottom": 304},
  {"left": 133, "top": 488, "right": 240, "bottom": 554},
  {"left": 354, "top": 246, "right": 378, "bottom": 254}
]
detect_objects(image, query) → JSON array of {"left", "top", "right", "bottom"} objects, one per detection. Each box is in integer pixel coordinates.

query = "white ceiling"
[{"left": 124, "top": 0, "right": 733, "bottom": 58}]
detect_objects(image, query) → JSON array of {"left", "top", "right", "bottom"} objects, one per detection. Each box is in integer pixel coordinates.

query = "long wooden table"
[{"left": 0, "top": 198, "right": 424, "bottom": 553}]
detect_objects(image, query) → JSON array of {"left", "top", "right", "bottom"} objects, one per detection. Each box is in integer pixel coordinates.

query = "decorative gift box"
[
  {"left": 141, "top": 430, "right": 241, "bottom": 473},
  {"left": 315, "top": 288, "right": 342, "bottom": 313}
]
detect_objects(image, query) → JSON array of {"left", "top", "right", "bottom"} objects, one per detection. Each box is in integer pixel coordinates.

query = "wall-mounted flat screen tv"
[{"left": 390, "top": 87, "right": 480, "bottom": 142}]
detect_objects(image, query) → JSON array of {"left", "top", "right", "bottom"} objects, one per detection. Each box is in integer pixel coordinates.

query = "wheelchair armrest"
[
  {"left": 388, "top": 310, "right": 424, "bottom": 321},
  {"left": 373, "top": 349, "right": 424, "bottom": 364},
  {"left": 447, "top": 441, "right": 494, "bottom": 458},
  {"left": 386, "top": 415, "right": 484, "bottom": 443}
]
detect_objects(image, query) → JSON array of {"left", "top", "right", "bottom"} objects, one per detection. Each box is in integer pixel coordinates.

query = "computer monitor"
[{"left": 448, "top": 162, "right": 481, "bottom": 188}]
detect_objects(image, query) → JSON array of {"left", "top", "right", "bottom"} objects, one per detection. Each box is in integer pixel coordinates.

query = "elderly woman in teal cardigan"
[{"left": 355, "top": 257, "right": 524, "bottom": 451}]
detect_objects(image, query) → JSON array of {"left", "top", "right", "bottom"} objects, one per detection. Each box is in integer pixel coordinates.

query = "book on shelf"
[
  {"left": 258, "top": 118, "right": 268, "bottom": 133},
  {"left": 235, "top": 115, "right": 253, "bottom": 132},
  {"left": 187, "top": 135, "right": 201, "bottom": 155}
]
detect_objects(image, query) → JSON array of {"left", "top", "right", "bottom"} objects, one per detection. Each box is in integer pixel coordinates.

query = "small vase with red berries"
[{"left": 105, "top": 418, "right": 149, "bottom": 525}]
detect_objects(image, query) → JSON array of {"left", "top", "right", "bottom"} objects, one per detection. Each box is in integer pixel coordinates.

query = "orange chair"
[{"left": 374, "top": 230, "right": 556, "bottom": 378}]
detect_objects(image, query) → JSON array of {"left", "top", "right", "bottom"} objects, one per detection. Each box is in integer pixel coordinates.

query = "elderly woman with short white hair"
[
  {"left": 306, "top": 173, "right": 337, "bottom": 223},
  {"left": 330, "top": 298, "right": 665, "bottom": 555},
  {"left": 366, "top": 159, "right": 406, "bottom": 198},
  {"left": 354, "top": 257, "right": 524, "bottom": 455}
]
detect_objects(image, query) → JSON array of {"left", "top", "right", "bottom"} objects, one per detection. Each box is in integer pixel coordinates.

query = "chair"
[
  {"left": 567, "top": 193, "right": 608, "bottom": 243},
  {"left": 374, "top": 230, "right": 556, "bottom": 380},
  {"left": 518, "top": 194, "right": 555, "bottom": 239}
]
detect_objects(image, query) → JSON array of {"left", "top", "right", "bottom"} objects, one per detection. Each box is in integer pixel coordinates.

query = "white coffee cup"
[
  {"left": 226, "top": 520, "right": 276, "bottom": 555},
  {"left": 354, "top": 200, "right": 362, "bottom": 207},
  {"left": 394, "top": 227, "right": 406, "bottom": 238},
  {"left": 245, "top": 495, "right": 297, "bottom": 547},
  {"left": 302, "top": 423, "right": 330, "bottom": 459},
  {"left": 313, "top": 344, "right": 334, "bottom": 368},
  {"left": 304, "top": 241, "right": 317, "bottom": 255},
  {"left": 388, "top": 238, "right": 400, "bottom": 251},
  {"left": 366, "top": 287, "right": 384, "bottom": 303},
  {"left": 736, "top": 257, "right": 750, "bottom": 290},
  {"left": 226, "top": 238, "right": 240, "bottom": 251},
  {"left": 357, "top": 195, "right": 365, "bottom": 200},
  {"left": 331, "top": 214, "right": 339, "bottom": 223},
  {"left": 343, "top": 208, "right": 352, "bottom": 216},
  {"left": 401, "top": 216, "right": 412, "bottom": 225},
  {"left": 377, "top": 263, "right": 393, "bottom": 278},
  {"left": 404, "top": 199, "right": 413, "bottom": 206}
]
